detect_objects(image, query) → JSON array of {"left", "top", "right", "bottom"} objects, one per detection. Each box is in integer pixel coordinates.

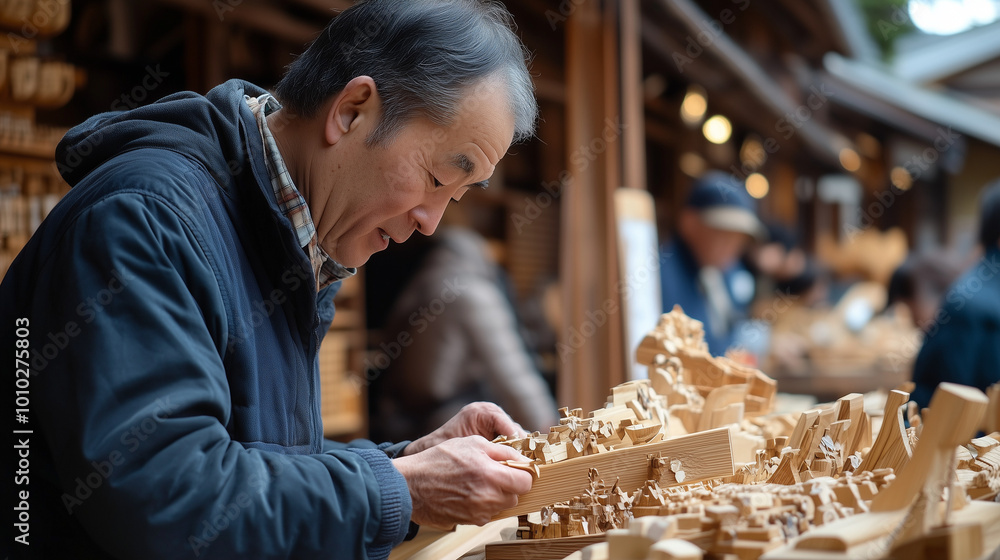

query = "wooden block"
[
  {"left": 872, "top": 384, "right": 988, "bottom": 517},
  {"left": 736, "top": 525, "right": 782, "bottom": 542},
  {"left": 648, "top": 539, "right": 703, "bottom": 560},
  {"left": 389, "top": 517, "right": 517, "bottom": 560},
  {"left": 579, "top": 542, "right": 609, "bottom": 560},
  {"left": 767, "top": 450, "right": 802, "bottom": 485},
  {"left": 788, "top": 409, "right": 819, "bottom": 452},
  {"left": 492, "top": 428, "right": 734, "bottom": 520},
  {"left": 861, "top": 389, "right": 912, "bottom": 474},
  {"left": 969, "top": 435, "right": 999, "bottom": 456},
  {"left": 606, "top": 529, "right": 654, "bottom": 560},
  {"left": 484, "top": 534, "right": 606, "bottom": 560},
  {"left": 713, "top": 538, "right": 781, "bottom": 560},
  {"left": 697, "top": 384, "right": 746, "bottom": 432},
  {"left": 763, "top": 500, "right": 1000, "bottom": 559},
  {"left": 956, "top": 445, "right": 974, "bottom": 469}
]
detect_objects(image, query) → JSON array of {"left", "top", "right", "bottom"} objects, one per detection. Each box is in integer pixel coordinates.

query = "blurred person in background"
[
  {"left": 886, "top": 250, "right": 963, "bottom": 332},
  {"left": 910, "top": 179, "right": 1000, "bottom": 409},
  {"left": 369, "top": 224, "right": 559, "bottom": 442},
  {"left": 660, "top": 171, "right": 764, "bottom": 356}
]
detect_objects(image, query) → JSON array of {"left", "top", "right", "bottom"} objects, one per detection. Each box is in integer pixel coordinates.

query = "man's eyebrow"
[
  {"left": 450, "top": 153, "right": 489, "bottom": 189},
  {"left": 450, "top": 153, "right": 476, "bottom": 175}
]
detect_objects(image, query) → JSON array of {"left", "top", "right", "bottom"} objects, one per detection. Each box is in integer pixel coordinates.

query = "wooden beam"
[
  {"left": 150, "top": 0, "right": 322, "bottom": 46},
  {"left": 620, "top": 0, "right": 647, "bottom": 192},
  {"left": 560, "top": 0, "right": 623, "bottom": 412},
  {"left": 652, "top": 0, "right": 849, "bottom": 167},
  {"left": 492, "top": 427, "right": 734, "bottom": 520},
  {"left": 603, "top": 1, "right": 627, "bottom": 387}
]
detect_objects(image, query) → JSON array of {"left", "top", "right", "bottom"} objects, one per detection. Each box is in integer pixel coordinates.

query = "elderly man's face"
[
  {"left": 314, "top": 80, "right": 515, "bottom": 268},
  {"left": 680, "top": 209, "right": 750, "bottom": 270}
]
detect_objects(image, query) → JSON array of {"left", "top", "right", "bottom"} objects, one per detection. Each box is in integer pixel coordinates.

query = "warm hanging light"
[
  {"left": 740, "top": 136, "right": 767, "bottom": 169},
  {"left": 702, "top": 115, "right": 732, "bottom": 144},
  {"left": 839, "top": 148, "right": 861, "bottom": 172},
  {"left": 890, "top": 166, "right": 913, "bottom": 191},
  {"left": 746, "top": 173, "right": 770, "bottom": 199},
  {"left": 680, "top": 85, "right": 708, "bottom": 127},
  {"left": 679, "top": 152, "right": 707, "bottom": 177}
]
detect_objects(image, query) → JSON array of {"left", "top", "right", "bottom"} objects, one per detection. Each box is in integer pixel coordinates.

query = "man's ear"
[{"left": 324, "top": 76, "right": 379, "bottom": 146}]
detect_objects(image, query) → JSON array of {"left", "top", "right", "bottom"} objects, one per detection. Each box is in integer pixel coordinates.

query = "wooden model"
[
  {"left": 401, "top": 308, "right": 1000, "bottom": 560},
  {"left": 480, "top": 307, "right": 1000, "bottom": 560}
]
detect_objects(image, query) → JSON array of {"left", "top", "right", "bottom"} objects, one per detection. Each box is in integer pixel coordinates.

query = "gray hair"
[{"left": 274, "top": 0, "right": 537, "bottom": 145}]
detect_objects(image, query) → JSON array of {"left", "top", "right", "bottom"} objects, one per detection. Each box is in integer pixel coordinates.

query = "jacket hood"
[{"left": 56, "top": 79, "right": 268, "bottom": 190}]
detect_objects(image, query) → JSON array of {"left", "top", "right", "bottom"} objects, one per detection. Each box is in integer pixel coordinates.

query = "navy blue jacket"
[
  {"left": 1, "top": 80, "right": 410, "bottom": 559},
  {"left": 659, "top": 237, "right": 750, "bottom": 355},
  {"left": 911, "top": 247, "right": 1000, "bottom": 409}
]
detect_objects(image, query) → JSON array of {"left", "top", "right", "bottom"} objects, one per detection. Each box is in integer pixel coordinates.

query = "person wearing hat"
[
  {"left": 910, "top": 178, "right": 1000, "bottom": 409},
  {"left": 659, "top": 170, "right": 764, "bottom": 355}
]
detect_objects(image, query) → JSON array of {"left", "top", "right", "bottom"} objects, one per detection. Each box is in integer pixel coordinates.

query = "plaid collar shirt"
[{"left": 246, "top": 94, "right": 356, "bottom": 291}]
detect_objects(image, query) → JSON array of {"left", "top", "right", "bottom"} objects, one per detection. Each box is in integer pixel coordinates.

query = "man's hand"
[
  {"left": 392, "top": 436, "right": 533, "bottom": 529},
  {"left": 404, "top": 402, "right": 525, "bottom": 456}
]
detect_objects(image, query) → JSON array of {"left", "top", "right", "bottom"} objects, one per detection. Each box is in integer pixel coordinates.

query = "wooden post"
[
  {"left": 620, "top": 0, "right": 647, "bottom": 193},
  {"left": 559, "top": 0, "right": 626, "bottom": 412}
]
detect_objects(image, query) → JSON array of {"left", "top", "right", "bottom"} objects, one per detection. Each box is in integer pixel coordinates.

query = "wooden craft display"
[
  {"left": 763, "top": 382, "right": 1000, "bottom": 559},
  {"left": 636, "top": 305, "right": 777, "bottom": 419},
  {"left": 470, "top": 309, "right": 1000, "bottom": 560}
]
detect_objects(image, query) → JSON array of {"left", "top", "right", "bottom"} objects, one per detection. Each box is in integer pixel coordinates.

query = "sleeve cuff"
[
  {"left": 378, "top": 440, "right": 411, "bottom": 458},
  {"left": 349, "top": 448, "right": 413, "bottom": 559}
]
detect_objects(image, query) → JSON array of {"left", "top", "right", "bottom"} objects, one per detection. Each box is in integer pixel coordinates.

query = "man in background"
[
  {"left": 660, "top": 171, "right": 764, "bottom": 355},
  {"left": 911, "top": 179, "right": 1000, "bottom": 409}
]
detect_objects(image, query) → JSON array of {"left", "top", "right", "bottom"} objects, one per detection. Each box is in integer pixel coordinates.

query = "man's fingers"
[
  {"left": 487, "top": 411, "right": 523, "bottom": 439},
  {"left": 481, "top": 439, "right": 531, "bottom": 462}
]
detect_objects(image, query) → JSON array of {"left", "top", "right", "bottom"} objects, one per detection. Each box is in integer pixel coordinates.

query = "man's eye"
[{"left": 433, "top": 177, "right": 443, "bottom": 187}]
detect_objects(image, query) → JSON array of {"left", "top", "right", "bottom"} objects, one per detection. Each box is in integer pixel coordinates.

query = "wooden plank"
[
  {"left": 389, "top": 517, "right": 517, "bottom": 560},
  {"left": 492, "top": 427, "right": 734, "bottom": 520},
  {"left": 485, "top": 534, "right": 606, "bottom": 560}
]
